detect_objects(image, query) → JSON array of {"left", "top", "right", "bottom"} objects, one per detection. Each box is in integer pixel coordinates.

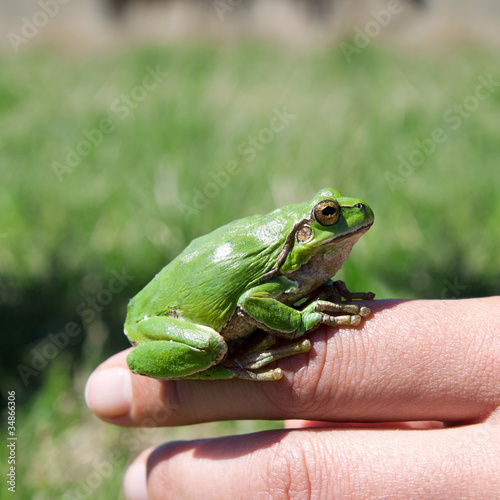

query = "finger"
[
  {"left": 284, "top": 419, "right": 445, "bottom": 430},
  {"left": 123, "top": 421, "right": 500, "bottom": 500},
  {"left": 123, "top": 447, "right": 153, "bottom": 500},
  {"left": 86, "top": 298, "right": 500, "bottom": 426},
  {"left": 85, "top": 348, "right": 178, "bottom": 427}
]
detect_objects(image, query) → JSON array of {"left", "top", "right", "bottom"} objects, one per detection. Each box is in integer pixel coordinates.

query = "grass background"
[{"left": 1, "top": 42, "right": 500, "bottom": 498}]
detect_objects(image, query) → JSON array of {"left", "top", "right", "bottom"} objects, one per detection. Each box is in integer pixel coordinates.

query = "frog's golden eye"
[
  {"left": 296, "top": 224, "right": 313, "bottom": 243},
  {"left": 313, "top": 200, "right": 340, "bottom": 226}
]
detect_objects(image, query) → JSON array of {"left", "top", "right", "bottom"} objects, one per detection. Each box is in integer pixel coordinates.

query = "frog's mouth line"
[
  {"left": 320, "top": 220, "right": 374, "bottom": 247},
  {"left": 260, "top": 220, "right": 373, "bottom": 282}
]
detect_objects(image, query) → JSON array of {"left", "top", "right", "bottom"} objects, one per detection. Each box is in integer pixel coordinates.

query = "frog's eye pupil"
[{"left": 322, "top": 206, "right": 337, "bottom": 216}]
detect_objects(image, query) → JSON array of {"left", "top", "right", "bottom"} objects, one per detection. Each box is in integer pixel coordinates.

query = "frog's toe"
[
  {"left": 315, "top": 300, "right": 369, "bottom": 317},
  {"left": 229, "top": 366, "right": 283, "bottom": 381},
  {"left": 359, "top": 306, "right": 371, "bottom": 317},
  {"left": 321, "top": 313, "right": 362, "bottom": 327},
  {"left": 350, "top": 315, "right": 362, "bottom": 326}
]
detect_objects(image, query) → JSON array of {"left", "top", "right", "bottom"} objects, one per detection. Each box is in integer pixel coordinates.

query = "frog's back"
[{"left": 126, "top": 209, "right": 300, "bottom": 332}]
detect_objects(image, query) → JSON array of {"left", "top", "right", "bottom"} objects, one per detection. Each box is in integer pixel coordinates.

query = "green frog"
[{"left": 124, "top": 188, "right": 374, "bottom": 381}]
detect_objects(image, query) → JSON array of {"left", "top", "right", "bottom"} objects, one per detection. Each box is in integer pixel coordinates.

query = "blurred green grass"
[{"left": 1, "top": 42, "right": 500, "bottom": 498}]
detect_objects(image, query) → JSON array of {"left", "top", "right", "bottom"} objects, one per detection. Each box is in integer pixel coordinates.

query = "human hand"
[{"left": 85, "top": 298, "right": 500, "bottom": 499}]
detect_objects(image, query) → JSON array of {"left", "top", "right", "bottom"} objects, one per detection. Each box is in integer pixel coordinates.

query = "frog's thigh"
[{"left": 127, "top": 316, "right": 227, "bottom": 379}]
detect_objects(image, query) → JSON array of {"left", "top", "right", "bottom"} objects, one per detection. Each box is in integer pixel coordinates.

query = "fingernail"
[
  {"left": 85, "top": 367, "right": 133, "bottom": 418},
  {"left": 123, "top": 461, "right": 148, "bottom": 500}
]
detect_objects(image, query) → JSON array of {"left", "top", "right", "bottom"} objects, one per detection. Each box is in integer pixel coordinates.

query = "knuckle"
[{"left": 265, "top": 437, "right": 316, "bottom": 499}]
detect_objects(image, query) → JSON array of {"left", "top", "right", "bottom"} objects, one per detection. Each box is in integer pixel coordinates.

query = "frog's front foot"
[
  {"left": 330, "top": 280, "right": 375, "bottom": 302},
  {"left": 311, "top": 280, "right": 375, "bottom": 320},
  {"left": 313, "top": 300, "right": 369, "bottom": 326}
]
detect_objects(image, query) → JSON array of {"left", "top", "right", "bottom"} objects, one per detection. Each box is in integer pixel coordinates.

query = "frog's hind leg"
[
  {"left": 126, "top": 316, "right": 227, "bottom": 379},
  {"left": 222, "top": 338, "right": 312, "bottom": 381},
  {"left": 185, "top": 336, "right": 312, "bottom": 381},
  {"left": 236, "top": 338, "right": 311, "bottom": 371}
]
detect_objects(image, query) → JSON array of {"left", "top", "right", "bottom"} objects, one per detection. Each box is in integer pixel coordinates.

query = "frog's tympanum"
[{"left": 124, "top": 189, "right": 374, "bottom": 381}]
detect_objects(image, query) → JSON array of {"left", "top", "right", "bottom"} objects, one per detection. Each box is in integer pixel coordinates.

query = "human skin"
[{"left": 85, "top": 298, "right": 500, "bottom": 499}]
